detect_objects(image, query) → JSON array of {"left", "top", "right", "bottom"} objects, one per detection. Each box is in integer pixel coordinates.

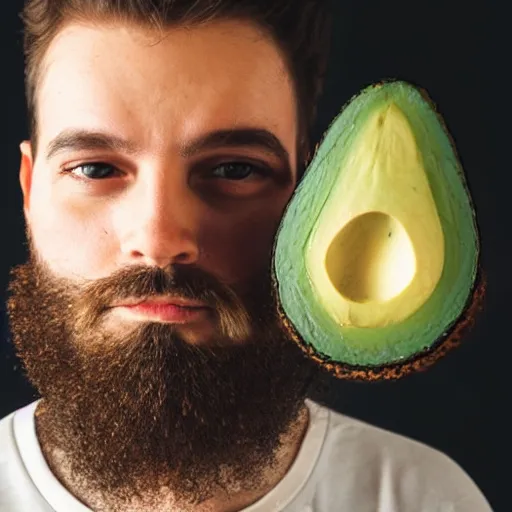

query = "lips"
[
  {"left": 113, "top": 296, "right": 208, "bottom": 309},
  {"left": 112, "top": 297, "right": 210, "bottom": 323}
]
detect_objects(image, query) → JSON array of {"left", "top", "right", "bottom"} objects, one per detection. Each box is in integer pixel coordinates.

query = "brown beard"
[{"left": 6, "top": 239, "right": 321, "bottom": 509}]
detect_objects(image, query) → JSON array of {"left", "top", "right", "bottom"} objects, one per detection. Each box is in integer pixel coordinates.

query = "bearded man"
[{"left": 1, "top": 1, "right": 492, "bottom": 511}]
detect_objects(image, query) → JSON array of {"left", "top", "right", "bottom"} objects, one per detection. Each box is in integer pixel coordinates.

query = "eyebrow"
[{"left": 45, "top": 127, "right": 291, "bottom": 168}]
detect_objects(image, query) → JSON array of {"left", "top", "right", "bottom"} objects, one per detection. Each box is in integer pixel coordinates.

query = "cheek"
[
  {"left": 28, "top": 184, "right": 115, "bottom": 278},
  {"left": 201, "top": 200, "right": 287, "bottom": 287}
]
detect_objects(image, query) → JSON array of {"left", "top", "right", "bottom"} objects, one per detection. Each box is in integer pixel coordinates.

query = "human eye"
[
  {"left": 62, "top": 162, "right": 121, "bottom": 181},
  {"left": 209, "top": 162, "right": 272, "bottom": 181},
  {"left": 192, "top": 158, "right": 277, "bottom": 199}
]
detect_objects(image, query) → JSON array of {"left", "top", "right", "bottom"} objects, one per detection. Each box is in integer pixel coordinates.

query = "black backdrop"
[{"left": 1, "top": 1, "right": 506, "bottom": 511}]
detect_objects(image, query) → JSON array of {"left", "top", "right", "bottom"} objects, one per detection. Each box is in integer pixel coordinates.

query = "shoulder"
[
  {"left": 0, "top": 401, "right": 55, "bottom": 511},
  {"left": 0, "top": 400, "right": 40, "bottom": 467},
  {"left": 0, "top": 403, "right": 31, "bottom": 474},
  {"left": 0, "top": 408, "right": 16, "bottom": 464},
  {"left": 0, "top": 407, "right": 24, "bottom": 508},
  {"left": 308, "top": 401, "right": 492, "bottom": 511}
]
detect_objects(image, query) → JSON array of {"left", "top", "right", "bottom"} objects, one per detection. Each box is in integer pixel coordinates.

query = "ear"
[{"left": 19, "top": 141, "right": 34, "bottom": 215}]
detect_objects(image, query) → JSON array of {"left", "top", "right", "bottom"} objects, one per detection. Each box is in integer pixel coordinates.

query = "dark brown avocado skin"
[{"left": 270, "top": 259, "right": 486, "bottom": 382}]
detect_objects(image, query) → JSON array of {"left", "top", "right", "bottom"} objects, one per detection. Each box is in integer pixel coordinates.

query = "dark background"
[{"left": 1, "top": 1, "right": 505, "bottom": 511}]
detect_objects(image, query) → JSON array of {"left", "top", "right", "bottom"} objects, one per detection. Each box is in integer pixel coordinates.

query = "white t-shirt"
[{"left": 0, "top": 398, "right": 492, "bottom": 512}]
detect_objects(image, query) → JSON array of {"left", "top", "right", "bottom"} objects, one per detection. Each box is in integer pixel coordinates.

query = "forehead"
[{"left": 36, "top": 20, "right": 298, "bottom": 163}]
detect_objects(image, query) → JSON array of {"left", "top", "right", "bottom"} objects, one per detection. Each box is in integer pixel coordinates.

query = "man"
[{"left": 0, "top": 1, "right": 492, "bottom": 511}]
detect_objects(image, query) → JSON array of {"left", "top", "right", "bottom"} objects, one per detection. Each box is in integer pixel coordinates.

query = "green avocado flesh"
[{"left": 273, "top": 81, "right": 479, "bottom": 368}]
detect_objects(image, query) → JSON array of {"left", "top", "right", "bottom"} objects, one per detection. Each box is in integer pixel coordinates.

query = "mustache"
[{"left": 41, "top": 262, "right": 254, "bottom": 342}]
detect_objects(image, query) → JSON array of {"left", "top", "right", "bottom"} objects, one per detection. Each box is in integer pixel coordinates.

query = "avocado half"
[{"left": 272, "top": 80, "right": 486, "bottom": 381}]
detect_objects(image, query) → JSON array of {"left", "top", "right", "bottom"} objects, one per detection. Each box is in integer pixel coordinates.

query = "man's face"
[
  {"left": 9, "top": 18, "right": 319, "bottom": 508},
  {"left": 23, "top": 18, "right": 299, "bottom": 336}
]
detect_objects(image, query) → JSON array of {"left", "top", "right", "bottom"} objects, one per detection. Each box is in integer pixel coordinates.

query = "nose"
[{"left": 117, "top": 169, "right": 201, "bottom": 268}]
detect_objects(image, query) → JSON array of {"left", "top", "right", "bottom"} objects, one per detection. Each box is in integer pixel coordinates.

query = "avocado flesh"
[
  {"left": 308, "top": 103, "right": 445, "bottom": 329},
  {"left": 273, "top": 81, "right": 479, "bottom": 369}
]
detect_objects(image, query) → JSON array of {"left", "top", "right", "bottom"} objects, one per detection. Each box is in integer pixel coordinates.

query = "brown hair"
[{"left": 21, "top": 0, "right": 333, "bottom": 171}]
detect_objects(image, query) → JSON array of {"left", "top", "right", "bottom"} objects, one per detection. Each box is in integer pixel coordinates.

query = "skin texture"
[{"left": 8, "top": 18, "right": 320, "bottom": 512}]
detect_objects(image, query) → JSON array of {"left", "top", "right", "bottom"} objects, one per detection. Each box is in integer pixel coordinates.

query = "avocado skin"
[{"left": 271, "top": 79, "right": 485, "bottom": 381}]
